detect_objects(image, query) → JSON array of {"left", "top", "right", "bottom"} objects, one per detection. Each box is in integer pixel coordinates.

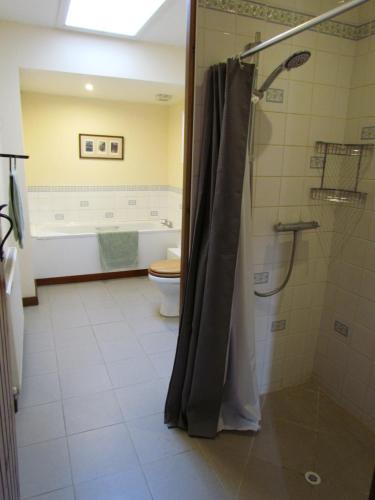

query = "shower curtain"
[{"left": 164, "top": 58, "right": 261, "bottom": 438}]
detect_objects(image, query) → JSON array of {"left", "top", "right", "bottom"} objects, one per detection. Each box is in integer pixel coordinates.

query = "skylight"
[{"left": 65, "top": 0, "right": 166, "bottom": 37}]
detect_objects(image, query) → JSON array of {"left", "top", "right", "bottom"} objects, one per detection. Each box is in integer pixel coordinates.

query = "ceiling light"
[
  {"left": 65, "top": 0, "right": 166, "bottom": 37},
  {"left": 85, "top": 83, "right": 94, "bottom": 91}
]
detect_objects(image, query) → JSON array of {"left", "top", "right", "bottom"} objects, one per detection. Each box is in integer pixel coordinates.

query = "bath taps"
[{"left": 161, "top": 219, "right": 173, "bottom": 228}]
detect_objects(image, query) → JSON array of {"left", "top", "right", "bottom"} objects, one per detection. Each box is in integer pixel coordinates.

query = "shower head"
[
  {"left": 284, "top": 50, "right": 311, "bottom": 70},
  {"left": 253, "top": 50, "right": 311, "bottom": 102}
]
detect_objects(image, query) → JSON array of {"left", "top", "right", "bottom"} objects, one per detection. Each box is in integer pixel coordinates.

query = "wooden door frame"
[{"left": 180, "top": 0, "right": 196, "bottom": 303}]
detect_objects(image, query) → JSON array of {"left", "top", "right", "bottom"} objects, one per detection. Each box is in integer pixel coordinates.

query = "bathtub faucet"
[{"left": 161, "top": 219, "right": 173, "bottom": 228}]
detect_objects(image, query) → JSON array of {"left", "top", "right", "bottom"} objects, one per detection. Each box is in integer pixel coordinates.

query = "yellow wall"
[
  {"left": 21, "top": 92, "right": 184, "bottom": 186},
  {"left": 167, "top": 102, "right": 184, "bottom": 189}
]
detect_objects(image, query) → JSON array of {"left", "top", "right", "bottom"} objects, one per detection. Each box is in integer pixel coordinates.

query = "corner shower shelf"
[
  {"left": 310, "top": 187, "right": 367, "bottom": 205},
  {"left": 310, "top": 141, "right": 373, "bottom": 207}
]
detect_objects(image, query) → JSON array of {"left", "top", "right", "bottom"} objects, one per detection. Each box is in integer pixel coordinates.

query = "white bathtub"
[{"left": 31, "top": 221, "right": 181, "bottom": 279}]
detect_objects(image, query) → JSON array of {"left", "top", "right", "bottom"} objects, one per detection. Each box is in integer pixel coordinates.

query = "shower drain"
[{"left": 304, "top": 471, "right": 322, "bottom": 486}]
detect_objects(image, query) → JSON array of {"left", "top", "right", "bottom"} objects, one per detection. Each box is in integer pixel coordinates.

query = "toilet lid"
[{"left": 149, "top": 259, "right": 181, "bottom": 278}]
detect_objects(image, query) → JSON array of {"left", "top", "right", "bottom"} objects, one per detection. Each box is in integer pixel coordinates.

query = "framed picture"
[{"left": 79, "top": 134, "right": 124, "bottom": 160}]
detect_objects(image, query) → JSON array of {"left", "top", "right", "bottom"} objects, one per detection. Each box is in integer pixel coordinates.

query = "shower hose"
[{"left": 254, "top": 230, "right": 297, "bottom": 298}]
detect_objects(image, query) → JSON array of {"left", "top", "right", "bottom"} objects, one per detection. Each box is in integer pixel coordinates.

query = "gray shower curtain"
[{"left": 164, "top": 59, "right": 259, "bottom": 438}]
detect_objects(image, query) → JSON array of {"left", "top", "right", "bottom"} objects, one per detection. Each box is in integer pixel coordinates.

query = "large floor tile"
[
  {"left": 119, "top": 300, "right": 159, "bottom": 321},
  {"left": 93, "top": 321, "right": 134, "bottom": 343},
  {"left": 127, "top": 412, "right": 193, "bottom": 464},
  {"left": 23, "top": 350, "right": 57, "bottom": 377},
  {"left": 106, "top": 355, "right": 157, "bottom": 388},
  {"left": 149, "top": 350, "right": 176, "bottom": 378},
  {"left": 74, "top": 466, "right": 152, "bottom": 500},
  {"left": 262, "top": 384, "right": 319, "bottom": 430},
  {"left": 63, "top": 390, "right": 123, "bottom": 435},
  {"left": 79, "top": 287, "right": 115, "bottom": 310},
  {"left": 109, "top": 289, "right": 146, "bottom": 307},
  {"left": 85, "top": 305, "right": 124, "bottom": 325},
  {"left": 138, "top": 331, "right": 177, "bottom": 354},
  {"left": 53, "top": 326, "right": 97, "bottom": 349},
  {"left": 24, "top": 332, "right": 54, "bottom": 355},
  {"left": 29, "top": 487, "right": 75, "bottom": 500},
  {"left": 251, "top": 419, "right": 317, "bottom": 473},
  {"left": 52, "top": 304, "right": 90, "bottom": 329},
  {"left": 18, "top": 438, "right": 72, "bottom": 499},
  {"left": 48, "top": 287, "right": 82, "bottom": 309},
  {"left": 16, "top": 402, "right": 66, "bottom": 447},
  {"left": 59, "top": 365, "right": 111, "bottom": 399},
  {"left": 127, "top": 316, "right": 173, "bottom": 336},
  {"left": 318, "top": 392, "right": 375, "bottom": 450},
  {"left": 196, "top": 431, "right": 254, "bottom": 497},
  {"left": 314, "top": 433, "right": 374, "bottom": 496},
  {"left": 143, "top": 450, "right": 228, "bottom": 500},
  {"left": 56, "top": 342, "right": 103, "bottom": 371},
  {"left": 237, "top": 456, "right": 313, "bottom": 500},
  {"left": 98, "top": 338, "right": 144, "bottom": 363},
  {"left": 18, "top": 373, "right": 61, "bottom": 409},
  {"left": 68, "top": 424, "right": 138, "bottom": 484},
  {"left": 24, "top": 305, "right": 52, "bottom": 334},
  {"left": 115, "top": 379, "right": 168, "bottom": 421}
]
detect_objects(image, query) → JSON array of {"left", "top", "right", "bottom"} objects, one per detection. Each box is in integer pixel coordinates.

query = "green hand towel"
[
  {"left": 97, "top": 231, "right": 138, "bottom": 271},
  {"left": 9, "top": 171, "right": 24, "bottom": 248}
]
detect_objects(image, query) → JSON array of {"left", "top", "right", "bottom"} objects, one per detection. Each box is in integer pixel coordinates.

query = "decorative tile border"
[
  {"left": 254, "top": 271, "right": 269, "bottom": 284},
  {"left": 266, "top": 88, "right": 284, "bottom": 103},
  {"left": 361, "top": 126, "right": 375, "bottom": 140},
  {"left": 28, "top": 185, "right": 183, "bottom": 193},
  {"left": 199, "top": 0, "right": 375, "bottom": 41},
  {"left": 310, "top": 156, "right": 324, "bottom": 169}
]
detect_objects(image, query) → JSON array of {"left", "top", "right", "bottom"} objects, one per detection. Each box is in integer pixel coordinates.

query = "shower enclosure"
[{"left": 179, "top": 0, "right": 375, "bottom": 494}]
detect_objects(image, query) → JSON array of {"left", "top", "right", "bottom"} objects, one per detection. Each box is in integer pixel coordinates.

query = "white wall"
[{"left": 0, "top": 21, "right": 185, "bottom": 296}]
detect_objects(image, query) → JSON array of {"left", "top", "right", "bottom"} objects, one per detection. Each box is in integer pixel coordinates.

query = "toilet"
[{"left": 148, "top": 258, "right": 180, "bottom": 317}]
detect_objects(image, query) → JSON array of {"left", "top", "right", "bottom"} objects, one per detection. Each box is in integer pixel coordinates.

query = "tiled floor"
[{"left": 18, "top": 278, "right": 375, "bottom": 499}]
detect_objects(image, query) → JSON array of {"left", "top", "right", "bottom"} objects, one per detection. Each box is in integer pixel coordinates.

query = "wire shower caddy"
[{"left": 310, "top": 141, "right": 373, "bottom": 207}]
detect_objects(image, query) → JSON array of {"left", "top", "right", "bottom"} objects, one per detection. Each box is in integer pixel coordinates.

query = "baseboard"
[
  {"left": 22, "top": 296, "right": 39, "bottom": 306},
  {"left": 22, "top": 280, "right": 39, "bottom": 307},
  {"left": 35, "top": 268, "right": 148, "bottom": 286}
]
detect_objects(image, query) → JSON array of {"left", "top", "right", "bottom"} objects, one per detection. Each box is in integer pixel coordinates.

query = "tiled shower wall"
[
  {"left": 28, "top": 187, "right": 182, "bottom": 229},
  {"left": 194, "top": 0, "right": 375, "bottom": 413},
  {"left": 314, "top": 30, "right": 375, "bottom": 432}
]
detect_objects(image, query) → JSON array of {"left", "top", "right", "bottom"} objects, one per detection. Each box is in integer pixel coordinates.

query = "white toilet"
[{"left": 148, "top": 254, "right": 180, "bottom": 317}]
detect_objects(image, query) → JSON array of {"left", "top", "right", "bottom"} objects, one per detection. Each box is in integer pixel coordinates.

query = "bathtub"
[{"left": 31, "top": 221, "right": 181, "bottom": 279}]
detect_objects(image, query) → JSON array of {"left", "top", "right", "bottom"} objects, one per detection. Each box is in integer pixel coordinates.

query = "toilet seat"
[{"left": 149, "top": 259, "right": 180, "bottom": 278}]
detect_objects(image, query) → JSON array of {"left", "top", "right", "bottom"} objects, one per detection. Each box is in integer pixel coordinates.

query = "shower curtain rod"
[{"left": 239, "top": 0, "right": 368, "bottom": 60}]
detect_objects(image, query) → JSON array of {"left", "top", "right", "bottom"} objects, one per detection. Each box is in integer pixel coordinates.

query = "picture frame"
[{"left": 79, "top": 134, "right": 124, "bottom": 160}]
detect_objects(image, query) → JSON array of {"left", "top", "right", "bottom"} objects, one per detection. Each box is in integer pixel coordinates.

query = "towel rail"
[{"left": 0, "top": 154, "right": 29, "bottom": 159}]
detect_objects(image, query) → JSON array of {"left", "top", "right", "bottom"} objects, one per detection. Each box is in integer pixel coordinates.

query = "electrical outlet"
[{"left": 254, "top": 272, "right": 269, "bottom": 285}]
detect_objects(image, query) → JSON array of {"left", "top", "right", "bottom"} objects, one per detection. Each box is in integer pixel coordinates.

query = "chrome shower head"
[{"left": 253, "top": 50, "right": 311, "bottom": 102}]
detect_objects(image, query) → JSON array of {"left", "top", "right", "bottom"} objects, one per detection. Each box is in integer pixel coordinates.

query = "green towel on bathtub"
[{"left": 97, "top": 231, "right": 138, "bottom": 271}]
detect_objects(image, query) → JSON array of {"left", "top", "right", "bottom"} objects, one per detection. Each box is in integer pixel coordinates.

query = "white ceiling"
[
  {"left": 20, "top": 69, "right": 185, "bottom": 104},
  {"left": 0, "top": 0, "right": 187, "bottom": 46}
]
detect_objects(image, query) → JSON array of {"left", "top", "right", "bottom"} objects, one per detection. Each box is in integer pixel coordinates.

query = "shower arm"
[{"left": 239, "top": 0, "right": 368, "bottom": 60}]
